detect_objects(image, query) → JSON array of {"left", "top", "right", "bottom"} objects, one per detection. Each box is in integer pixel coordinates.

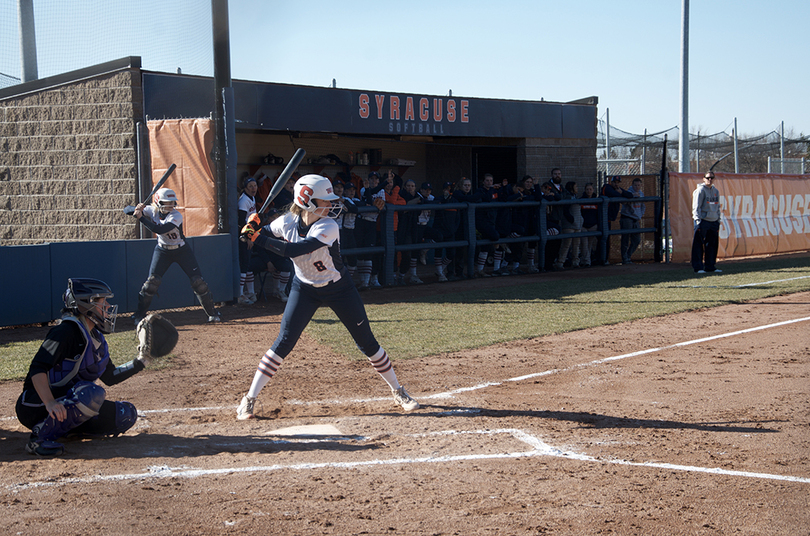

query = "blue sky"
[
  {"left": 227, "top": 0, "right": 807, "bottom": 137},
  {"left": 2, "top": 0, "right": 807, "bottom": 137}
]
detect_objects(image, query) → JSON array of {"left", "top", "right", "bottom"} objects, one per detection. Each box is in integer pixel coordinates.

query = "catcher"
[{"left": 15, "top": 278, "right": 177, "bottom": 456}]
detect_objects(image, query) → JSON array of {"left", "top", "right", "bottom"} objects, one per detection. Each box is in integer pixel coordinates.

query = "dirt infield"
[{"left": 1, "top": 266, "right": 808, "bottom": 535}]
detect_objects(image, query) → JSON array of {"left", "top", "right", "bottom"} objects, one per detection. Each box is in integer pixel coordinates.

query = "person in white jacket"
[{"left": 691, "top": 172, "right": 723, "bottom": 273}]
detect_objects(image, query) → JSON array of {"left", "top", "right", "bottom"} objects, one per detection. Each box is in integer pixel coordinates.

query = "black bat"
[
  {"left": 123, "top": 163, "right": 177, "bottom": 215},
  {"left": 141, "top": 163, "right": 177, "bottom": 204},
  {"left": 258, "top": 148, "right": 306, "bottom": 214}
]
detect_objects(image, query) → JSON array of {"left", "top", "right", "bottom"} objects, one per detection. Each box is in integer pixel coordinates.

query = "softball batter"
[
  {"left": 130, "top": 188, "right": 221, "bottom": 323},
  {"left": 236, "top": 174, "right": 419, "bottom": 419}
]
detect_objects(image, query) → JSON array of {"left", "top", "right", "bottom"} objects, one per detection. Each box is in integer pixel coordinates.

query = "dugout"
[{"left": 0, "top": 56, "right": 599, "bottom": 326}]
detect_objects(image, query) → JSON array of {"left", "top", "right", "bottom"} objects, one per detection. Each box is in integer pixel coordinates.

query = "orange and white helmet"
[
  {"left": 153, "top": 188, "right": 178, "bottom": 215},
  {"left": 294, "top": 175, "right": 343, "bottom": 219}
]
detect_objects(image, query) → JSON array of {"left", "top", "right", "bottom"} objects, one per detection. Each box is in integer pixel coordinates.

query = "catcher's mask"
[
  {"left": 63, "top": 278, "right": 118, "bottom": 333},
  {"left": 294, "top": 175, "right": 344, "bottom": 219}
]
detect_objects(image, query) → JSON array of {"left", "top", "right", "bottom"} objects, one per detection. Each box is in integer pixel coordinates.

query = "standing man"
[
  {"left": 540, "top": 169, "right": 564, "bottom": 270},
  {"left": 619, "top": 178, "right": 645, "bottom": 264},
  {"left": 691, "top": 171, "right": 723, "bottom": 273},
  {"left": 601, "top": 176, "right": 633, "bottom": 265}
]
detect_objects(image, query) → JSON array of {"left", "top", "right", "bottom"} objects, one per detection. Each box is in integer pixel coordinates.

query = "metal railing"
[{"left": 343, "top": 195, "right": 662, "bottom": 286}]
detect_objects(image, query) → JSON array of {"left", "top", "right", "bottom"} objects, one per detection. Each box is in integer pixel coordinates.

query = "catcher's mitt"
[{"left": 136, "top": 313, "right": 178, "bottom": 365}]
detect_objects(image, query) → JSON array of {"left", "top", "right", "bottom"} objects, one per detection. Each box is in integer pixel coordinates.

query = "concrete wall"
[{"left": 0, "top": 69, "right": 143, "bottom": 245}]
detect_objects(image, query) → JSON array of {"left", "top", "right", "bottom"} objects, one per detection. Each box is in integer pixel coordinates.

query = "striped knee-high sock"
[
  {"left": 367, "top": 347, "right": 399, "bottom": 390},
  {"left": 247, "top": 350, "right": 284, "bottom": 398},
  {"left": 476, "top": 251, "right": 488, "bottom": 272},
  {"left": 245, "top": 272, "right": 255, "bottom": 294}
]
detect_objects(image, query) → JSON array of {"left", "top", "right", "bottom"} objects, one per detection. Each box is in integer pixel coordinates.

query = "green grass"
[
  {"left": 0, "top": 325, "right": 173, "bottom": 381},
  {"left": 2, "top": 256, "right": 809, "bottom": 381},
  {"left": 306, "top": 256, "right": 810, "bottom": 359}
]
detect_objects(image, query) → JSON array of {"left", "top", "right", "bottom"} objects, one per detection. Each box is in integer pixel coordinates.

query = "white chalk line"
[
  {"left": 9, "top": 428, "right": 809, "bottom": 491},
  {"left": 674, "top": 274, "right": 810, "bottom": 288}
]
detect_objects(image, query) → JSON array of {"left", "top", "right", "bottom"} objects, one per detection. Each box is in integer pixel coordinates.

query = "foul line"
[{"left": 9, "top": 428, "right": 809, "bottom": 491}]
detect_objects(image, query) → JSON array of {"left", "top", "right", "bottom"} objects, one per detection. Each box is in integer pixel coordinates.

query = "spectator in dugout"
[
  {"left": 237, "top": 174, "right": 259, "bottom": 304},
  {"left": 601, "top": 176, "right": 634, "bottom": 265},
  {"left": 396, "top": 179, "right": 426, "bottom": 284},
  {"left": 579, "top": 182, "right": 599, "bottom": 267},
  {"left": 335, "top": 180, "right": 360, "bottom": 281},
  {"left": 539, "top": 169, "right": 564, "bottom": 271},
  {"left": 415, "top": 182, "right": 443, "bottom": 267},
  {"left": 554, "top": 181, "right": 583, "bottom": 269},
  {"left": 432, "top": 180, "right": 460, "bottom": 281},
  {"left": 472, "top": 173, "right": 501, "bottom": 277},
  {"left": 356, "top": 171, "right": 386, "bottom": 289}
]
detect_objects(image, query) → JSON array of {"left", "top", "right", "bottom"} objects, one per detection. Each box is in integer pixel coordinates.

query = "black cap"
[
  {"left": 368, "top": 171, "right": 380, "bottom": 179},
  {"left": 442, "top": 181, "right": 454, "bottom": 190},
  {"left": 420, "top": 182, "right": 432, "bottom": 190},
  {"left": 611, "top": 175, "right": 622, "bottom": 182}
]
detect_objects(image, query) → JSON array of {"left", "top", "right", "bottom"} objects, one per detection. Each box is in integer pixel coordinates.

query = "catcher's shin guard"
[
  {"left": 113, "top": 401, "right": 138, "bottom": 435},
  {"left": 33, "top": 381, "right": 105, "bottom": 442}
]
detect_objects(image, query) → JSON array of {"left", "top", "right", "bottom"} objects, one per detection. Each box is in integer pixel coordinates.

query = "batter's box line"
[{"left": 8, "top": 428, "right": 809, "bottom": 492}]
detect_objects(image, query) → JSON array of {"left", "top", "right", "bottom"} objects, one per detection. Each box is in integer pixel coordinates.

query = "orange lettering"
[
  {"left": 461, "top": 100, "right": 469, "bottom": 123},
  {"left": 359, "top": 94, "right": 370, "bottom": 119},
  {"left": 375, "top": 94, "right": 385, "bottom": 120},
  {"left": 405, "top": 97, "right": 415, "bottom": 121},
  {"left": 433, "top": 98, "right": 443, "bottom": 121},
  {"left": 447, "top": 100, "right": 456, "bottom": 122},
  {"left": 390, "top": 96, "right": 400, "bottom": 120},
  {"left": 419, "top": 98, "right": 429, "bottom": 121}
]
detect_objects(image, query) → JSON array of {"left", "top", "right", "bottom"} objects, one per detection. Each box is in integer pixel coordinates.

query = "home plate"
[{"left": 264, "top": 424, "right": 343, "bottom": 437}]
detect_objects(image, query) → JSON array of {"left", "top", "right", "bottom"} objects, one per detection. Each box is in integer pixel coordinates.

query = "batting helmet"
[
  {"left": 153, "top": 188, "right": 178, "bottom": 215},
  {"left": 293, "top": 175, "right": 343, "bottom": 219}
]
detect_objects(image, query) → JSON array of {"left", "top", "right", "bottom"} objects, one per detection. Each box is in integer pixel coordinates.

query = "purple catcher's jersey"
[
  {"left": 48, "top": 316, "right": 110, "bottom": 388},
  {"left": 270, "top": 213, "right": 343, "bottom": 287}
]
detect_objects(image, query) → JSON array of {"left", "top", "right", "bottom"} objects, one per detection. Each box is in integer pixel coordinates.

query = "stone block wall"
[
  {"left": 519, "top": 137, "right": 599, "bottom": 186},
  {"left": 0, "top": 69, "right": 143, "bottom": 245}
]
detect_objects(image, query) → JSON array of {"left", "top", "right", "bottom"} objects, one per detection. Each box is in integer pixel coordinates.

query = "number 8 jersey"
[{"left": 270, "top": 212, "right": 344, "bottom": 287}]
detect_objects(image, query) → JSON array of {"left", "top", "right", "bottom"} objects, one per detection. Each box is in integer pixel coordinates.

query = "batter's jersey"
[
  {"left": 270, "top": 213, "right": 344, "bottom": 287},
  {"left": 143, "top": 206, "right": 185, "bottom": 248}
]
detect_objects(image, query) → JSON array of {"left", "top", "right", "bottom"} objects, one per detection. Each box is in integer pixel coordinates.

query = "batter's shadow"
[{"left": 413, "top": 404, "right": 782, "bottom": 434}]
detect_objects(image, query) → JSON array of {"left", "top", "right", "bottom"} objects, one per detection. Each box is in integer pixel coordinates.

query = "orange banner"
[
  {"left": 670, "top": 173, "right": 810, "bottom": 262},
  {"left": 147, "top": 119, "right": 217, "bottom": 237}
]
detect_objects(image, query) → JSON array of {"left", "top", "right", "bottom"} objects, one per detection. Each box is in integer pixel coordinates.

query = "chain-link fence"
[
  {"left": 0, "top": 0, "right": 213, "bottom": 90},
  {"left": 597, "top": 120, "right": 809, "bottom": 174}
]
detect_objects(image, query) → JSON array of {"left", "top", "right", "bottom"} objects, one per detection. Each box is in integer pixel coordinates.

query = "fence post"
[
  {"left": 383, "top": 205, "right": 396, "bottom": 286},
  {"left": 465, "top": 204, "right": 476, "bottom": 277},
  {"left": 537, "top": 199, "right": 548, "bottom": 271},
  {"left": 598, "top": 196, "right": 610, "bottom": 265}
]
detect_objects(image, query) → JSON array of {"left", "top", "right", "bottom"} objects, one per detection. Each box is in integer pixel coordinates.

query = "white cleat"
[
  {"left": 392, "top": 386, "right": 419, "bottom": 411},
  {"left": 272, "top": 288, "right": 289, "bottom": 302},
  {"left": 237, "top": 395, "right": 257, "bottom": 420}
]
